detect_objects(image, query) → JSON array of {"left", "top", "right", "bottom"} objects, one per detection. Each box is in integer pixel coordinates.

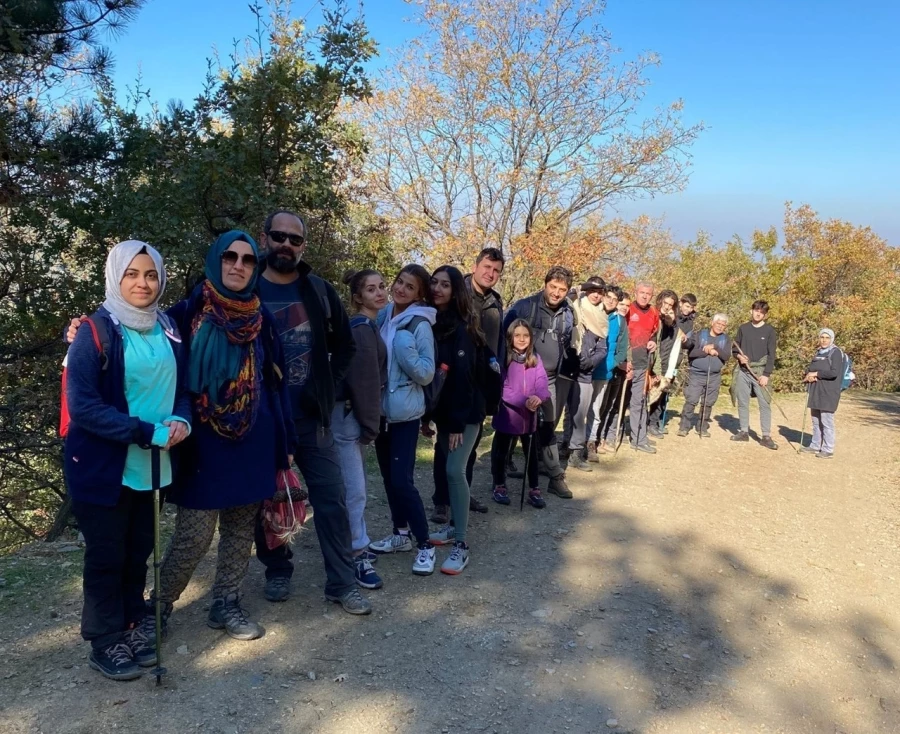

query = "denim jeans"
[
  {"left": 374, "top": 419, "right": 430, "bottom": 544},
  {"left": 331, "top": 404, "right": 371, "bottom": 553}
]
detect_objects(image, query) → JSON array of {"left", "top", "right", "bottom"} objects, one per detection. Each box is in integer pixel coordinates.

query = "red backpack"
[{"left": 59, "top": 317, "right": 110, "bottom": 438}]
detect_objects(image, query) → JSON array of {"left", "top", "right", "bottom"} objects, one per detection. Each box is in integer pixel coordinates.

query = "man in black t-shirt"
[
  {"left": 253, "top": 210, "right": 372, "bottom": 615},
  {"left": 730, "top": 300, "right": 778, "bottom": 450}
]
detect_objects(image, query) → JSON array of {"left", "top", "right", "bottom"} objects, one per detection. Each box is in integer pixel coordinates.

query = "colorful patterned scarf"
[{"left": 190, "top": 280, "right": 264, "bottom": 440}]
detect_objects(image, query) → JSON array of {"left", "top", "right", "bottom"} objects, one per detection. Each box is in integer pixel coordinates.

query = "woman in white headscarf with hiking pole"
[
  {"left": 63, "top": 241, "right": 192, "bottom": 682},
  {"left": 799, "top": 328, "right": 844, "bottom": 459}
]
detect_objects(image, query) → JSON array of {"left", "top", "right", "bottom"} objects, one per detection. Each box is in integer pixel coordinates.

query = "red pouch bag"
[{"left": 262, "top": 469, "right": 308, "bottom": 550}]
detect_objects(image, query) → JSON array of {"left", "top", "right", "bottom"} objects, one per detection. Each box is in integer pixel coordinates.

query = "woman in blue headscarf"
[{"left": 153, "top": 231, "right": 295, "bottom": 642}]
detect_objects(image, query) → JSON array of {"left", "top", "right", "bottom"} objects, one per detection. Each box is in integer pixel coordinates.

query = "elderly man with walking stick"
[{"left": 677, "top": 314, "right": 732, "bottom": 438}]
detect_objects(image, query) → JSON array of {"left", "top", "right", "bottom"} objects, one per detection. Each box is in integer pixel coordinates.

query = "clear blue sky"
[{"left": 105, "top": 0, "right": 900, "bottom": 245}]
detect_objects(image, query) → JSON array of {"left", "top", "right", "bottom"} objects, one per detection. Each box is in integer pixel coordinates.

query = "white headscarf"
[{"left": 101, "top": 240, "right": 166, "bottom": 331}]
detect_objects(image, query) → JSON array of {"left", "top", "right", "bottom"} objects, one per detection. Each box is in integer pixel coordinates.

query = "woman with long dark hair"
[
  {"left": 369, "top": 265, "right": 438, "bottom": 575},
  {"left": 425, "top": 265, "right": 486, "bottom": 575}
]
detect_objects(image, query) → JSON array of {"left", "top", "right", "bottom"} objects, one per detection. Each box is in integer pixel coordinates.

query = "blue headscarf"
[
  {"left": 187, "top": 231, "right": 264, "bottom": 437},
  {"left": 203, "top": 230, "right": 260, "bottom": 299}
]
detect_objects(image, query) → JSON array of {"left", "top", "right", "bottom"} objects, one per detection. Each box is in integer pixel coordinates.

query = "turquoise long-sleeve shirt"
[{"left": 121, "top": 322, "right": 189, "bottom": 490}]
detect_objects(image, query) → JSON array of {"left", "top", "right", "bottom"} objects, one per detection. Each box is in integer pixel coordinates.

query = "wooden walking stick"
[{"left": 798, "top": 386, "right": 810, "bottom": 454}]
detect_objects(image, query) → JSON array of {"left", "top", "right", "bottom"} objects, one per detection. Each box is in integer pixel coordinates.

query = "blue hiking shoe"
[
  {"left": 492, "top": 485, "right": 511, "bottom": 505},
  {"left": 354, "top": 557, "right": 383, "bottom": 589}
]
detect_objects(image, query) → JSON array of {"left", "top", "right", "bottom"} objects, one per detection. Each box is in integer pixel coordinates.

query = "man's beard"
[{"left": 266, "top": 248, "right": 298, "bottom": 274}]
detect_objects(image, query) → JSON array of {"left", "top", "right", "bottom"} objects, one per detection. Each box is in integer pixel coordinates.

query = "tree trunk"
[{"left": 45, "top": 495, "right": 74, "bottom": 541}]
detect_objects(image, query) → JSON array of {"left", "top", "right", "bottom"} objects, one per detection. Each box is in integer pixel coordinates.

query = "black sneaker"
[
  {"left": 123, "top": 625, "right": 157, "bottom": 667},
  {"left": 208, "top": 593, "right": 264, "bottom": 640},
  {"left": 760, "top": 436, "right": 778, "bottom": 450},
  {"left": 568, "top": 453, "right": 593, "bottom": 472},
  {"left": 469, "top": 496, "right": 488, "bottom": 513},
  {"left": 730, "top": 432, "right": 750, "bottom": 442},
  {"left": 264, "top": 576, "right": 291, "bottom": 602},
  {"left": 139, "top": 602, "right": 170, "bottom": 643},
  {"left": 89, "top": 642, "right": 142, "bottom": 681},
  {"left": 527, "top": 488, "right": 546, "bottom": 509}
]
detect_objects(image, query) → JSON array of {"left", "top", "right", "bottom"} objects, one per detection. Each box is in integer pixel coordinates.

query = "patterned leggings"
[{"left": 155, "top": 503, "right": 258, "bottom": 605}]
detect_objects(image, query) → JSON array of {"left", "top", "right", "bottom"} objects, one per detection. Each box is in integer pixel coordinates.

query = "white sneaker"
[
  {"left": 412, "top": 545, "right": 436, "bottom": 575},
  {"left": 441, "top": 542, "right": 470, "bottom": 575},
  {"left": 428, "top": 524, "right": 455, "bottom": 546},
  {"left": 369, "top": 532, "right": 413, "bottom": 554}
]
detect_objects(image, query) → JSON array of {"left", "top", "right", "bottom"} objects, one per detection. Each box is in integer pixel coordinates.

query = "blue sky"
[{"left": 106, "top": 0, "right": 899, "bottom": 245}]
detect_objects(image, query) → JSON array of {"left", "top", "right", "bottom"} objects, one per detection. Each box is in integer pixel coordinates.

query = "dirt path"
[{"left": 1, "top": 392, "right": 898, "bottom": 734}]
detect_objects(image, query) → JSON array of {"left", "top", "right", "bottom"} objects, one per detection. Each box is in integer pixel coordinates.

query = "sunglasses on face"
[
  {"left": 221, "top": 251, "right": 258, "bottom": 268},
  {"left": 267, "top": 230, "right": 305, "bottom": 247}
]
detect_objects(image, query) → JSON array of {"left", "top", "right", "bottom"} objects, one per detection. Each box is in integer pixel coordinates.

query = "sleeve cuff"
[{"left": 151, "top": 424, "right": 170, "bottom": 447}]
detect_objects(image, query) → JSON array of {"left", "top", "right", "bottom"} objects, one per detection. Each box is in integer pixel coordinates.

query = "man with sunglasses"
[{"left": 254, "top": 210, "right": 371, "bottom": 615}]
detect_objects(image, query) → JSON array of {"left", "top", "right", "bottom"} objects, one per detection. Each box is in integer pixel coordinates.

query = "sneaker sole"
[
  {"left": 355, "top": 578, "right": 384, "bottom": 590},
  {"left": 207, "top": 620, "right": 265, "bottom": 641},
  {"left": 441, "top": 560, "right": 469, "bottom": 575},
  {"left": 89, "top": 659, "right": 143, "bottom": 681},
  {"left": 412, "top": 566, "right": 435, "bottom": 576},
  {"left": 428, "top": 537, "right": 455, "bottom": 546},
  {"left": 325, "top": 596, "right": 374, "bottom": 614},
  {"left": 134, "top": 654, "right": 158, "bottom": 668},
  {"left": 369, "top": 543, "right": 413, "bottom": 554},
  {"left": 264, "top": 591, "right": 290, "bottom": 602}
]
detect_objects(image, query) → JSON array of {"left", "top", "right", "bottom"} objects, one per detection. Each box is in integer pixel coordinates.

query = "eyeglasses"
[
  {"left": 221, "top": 251, "right": 258, "bottom": 268},
  {"left": 267, "top": 230, "right": 305, "bottom": 247}
]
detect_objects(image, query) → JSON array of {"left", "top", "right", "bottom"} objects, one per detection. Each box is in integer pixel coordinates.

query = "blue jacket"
[
  {"left": 64, "top": 308, "right": 192, "bottom": 507},
  {"left": 377, "top": 304, "right": 436, "bottom": 424},
  {"left": 163, "top": 288, "right": 295, "bottom": 510}
]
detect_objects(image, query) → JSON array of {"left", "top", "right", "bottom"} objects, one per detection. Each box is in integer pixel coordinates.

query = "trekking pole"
[
  {"left": 520, "top": 426, "right": 536, "bottom": 511},
  {"left": 797, "top": 385, "right": 810, "bottom": 454},
  {"left": 150, "top": 447, "right": 167, "bottom": 686},
  {"left": 613, "top": 374, "right": 631, "bottom": 455},
  {"left": 698, "top": 360, "right": 712, "bottom": 439}
]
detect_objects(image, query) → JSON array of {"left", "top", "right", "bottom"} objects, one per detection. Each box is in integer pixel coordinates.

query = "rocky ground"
[{"left": 0, "top": 391, "right": 898, "bottom": 734}]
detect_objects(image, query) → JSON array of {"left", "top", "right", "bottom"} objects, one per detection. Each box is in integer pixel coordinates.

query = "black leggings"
[{"left": 491, "top": 431, "right": 539, "bottom": 489}]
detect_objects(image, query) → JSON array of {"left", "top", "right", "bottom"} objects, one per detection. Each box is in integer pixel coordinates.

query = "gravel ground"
[{"left": 0, "top": 391, "right": 898, "bottom": 734}]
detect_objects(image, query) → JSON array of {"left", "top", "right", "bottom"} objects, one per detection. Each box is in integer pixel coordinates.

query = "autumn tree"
[{"left": 353, "top": 0, "right": 703, "bottom": 267}]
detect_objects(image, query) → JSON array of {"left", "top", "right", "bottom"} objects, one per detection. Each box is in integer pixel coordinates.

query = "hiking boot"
[
  {"left": 412, "top": 544, "right": 436, "bottom": 576},
  {"left": 568, "top": 452, "right": 593, "bottom": 472},
  {"left": 586, "top": 441, "right": 600, "bottom": 462},
  {"left": 648, "top": 426, "right": 665, "bottom": 438},
  {"left": 369, "top": 532, "right": 413, "bottom": 554},
  {"left": 469, "top": 496, "right": 488, "bottom": 513},
  {"left": 207, "top": 593, "right": 264, "bottom": 641},
  {"left": 630, "top": 441, "right": 657, "bottom": 454},
  {"left": 264, "top": 576, "right": 291, "bottom": 602},
  {"left": 89, "top": 642, "right": 142, "bottom": 681},
  {"left": 731, "top": 431, "right": 750, "bottom": 442},
  {"left": 815, "top": 451, "right": 834, "bottom": 459},
  {"left": 548, "top": 476, "right": 573, "bottom": 499},
  {"left": 676, "top": 428, "right": 689, "bottom": 437},
  {"left": 430, "top": 504, "right": 450, "bottom": 524},
  {"left": 698, "top": 429, "right": 711, "bottom": 438},
  {"left": 799, "top": 445, "right": 821, "bottom": 454},
  {"left": 441, "top": 542, "right": 470, "bottom": 575},
  {"left": 527, "top": 488, "right": 546, "bottom": 509},
  {"left": 354, "top": 557, "right": 383, "bottom": 590},
  {"left": 492, "top": 485, "right": 511, "bottom": 505},
  {"left": 139, "top": 601, "right": 171, "bottom": 643},
  {"left": 760, "top": 436, "right": 778, "bottom": 450},
  {"left": 325, "top": 588, "right": 373, "bottom": 615},
  {"left": 428, "top": 524, "right": 456, "bottom": 546},
  {"left": 123, "top": 624, "right": 156, "bottom": 667}
]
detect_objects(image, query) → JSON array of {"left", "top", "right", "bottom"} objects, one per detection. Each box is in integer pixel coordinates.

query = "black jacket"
[
  {"left": 560, "top": 328, "right": 608, "bottom": 383},
  {"left": 685, "top": 329, "right": 732, "bottom": 375},
  {"left": 806, "top": 348, "right": 843, "bottom": 413},
  {"left": 257, "top": 260, "right": 355, "bottom": 430},
  {"left": 430, "top": 316, "right": 486, "bottom": 433},
  {"left": 465, "top": 274, "right": 504, "bottom": 359},
  {"left": 339, "top": 315, "right": 387, "bottom": 444},
  {"left": 504, "top": 293, "right": 574, "bottom": 380}
]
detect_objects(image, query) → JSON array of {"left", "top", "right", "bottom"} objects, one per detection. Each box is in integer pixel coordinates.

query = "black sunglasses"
[
  {"left": 267, "top": 230, "right": 305, "bottom": 247},
  {"left": 221, "top": 251, "right": 258, "bottom": 268}
]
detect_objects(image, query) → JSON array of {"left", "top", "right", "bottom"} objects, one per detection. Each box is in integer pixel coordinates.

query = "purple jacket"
[{"left": 491, "top": 355, "right": 551, "bottom": 436}]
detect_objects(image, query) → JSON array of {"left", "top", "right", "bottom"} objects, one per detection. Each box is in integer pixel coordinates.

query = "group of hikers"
[{"left": 62, "top": 209, "right": 847, "bottom": 681}]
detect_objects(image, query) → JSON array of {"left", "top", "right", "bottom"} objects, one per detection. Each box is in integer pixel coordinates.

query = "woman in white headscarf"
[
  {"left": 64, "top": 241, "right": 191, "bottom": 681},
  {"left": 800, "top": 328, "right": 844, "bottom": 459}
]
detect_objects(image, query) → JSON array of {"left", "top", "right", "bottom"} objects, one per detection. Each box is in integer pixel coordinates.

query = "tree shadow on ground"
[
  {"left": 844, "top": 391, "right": 900, "bottom": 429},
  {"left": 1, "top": 430, "right": 899, "bottom": 734}
]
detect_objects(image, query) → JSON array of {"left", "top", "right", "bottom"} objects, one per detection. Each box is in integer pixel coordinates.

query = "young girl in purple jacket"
[{"left": 490, "top": 319, "right": 551, "bottom": 508}]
